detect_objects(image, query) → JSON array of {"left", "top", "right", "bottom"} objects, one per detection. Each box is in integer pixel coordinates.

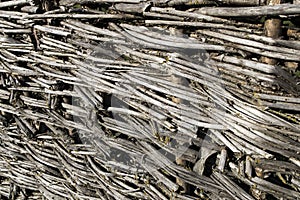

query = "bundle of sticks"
[{"left": 0, "top": 0, "right": 299, "bottom": 199}]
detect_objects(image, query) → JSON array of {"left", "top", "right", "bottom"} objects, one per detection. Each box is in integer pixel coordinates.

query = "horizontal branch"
[
  {"left": 0, "top": 0, "right": 30, "bottom": 8},
  {"left": 195, "top": 3, "right": 300, "bottom": 17},
  {"left": 23, "top": 13, "right": 136, "bottom": 19}
]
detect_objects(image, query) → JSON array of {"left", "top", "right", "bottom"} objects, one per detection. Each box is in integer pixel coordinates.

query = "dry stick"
[
  {"left": 198, "top": 30, "right": 300, "bottom": 61},
  {"left": 217, "top": 148, "right": 227, "bottom": 172},
  {"left": 145, "top": 20, "right": 260, "bottom": 33},
  {"left": 218, "top": 0, "right": 267, "bottom": 5},
  {"left": 245, "top": 156, "right": 253, "bottom": 178},
  {"left": 211, "top": 112, "right": 279, "bottom": 159},
  {"left": 0, "top": 0, "right": 30, "bottom": 8},
  {"left": 209, "top": 130, "right": 241, "bottom": 155},
  {"left": 64, "top": 20, "right": 123, "bottom": 38},
  {"left": 0, "top": 24, "right": 12, "bottom": 29},
  {"left": 0, "top": 10, "right": 28, "bottom": 19},
  {"left": 259, "top": 101, "right": 300, "bottom": 111},
  {"left": 34, "top": 25, "right": 70, "bottom": 37},
  {"left": 23, "top": 13, "right": 136, "bottom": 19},
  {"left": 195, "top": 3, "right": 300, "bottom": 17},
  {"left": 150, "top": 7, "right": 230, "bottom": 23},
  {"left": 206, "top": 107, "right": 296, "bottom": 154},
  {"left": 110, "top": 23, "right": 179, "bottom": 51},
  {"left": 140, "top": 140, "right": 223, "bottom": 194},
  {"left": 61, "top": 21, "right": 99, "bottom": 36},
  {"left": 211, "top": 171, "right": 255, "bottom": 200},
  {"left": 218, "top": 29, "right": 300, "bottom": 50},
  {"left": 72, "top": 32, "right": 127, "bottom": 45},
  {"left": 213, "top": 61, "right": 276, "bottom": 82},
  {"left": 40, "top": 37, "right": 76, "bottom": 52},
  {"left": 0, "top": 19, "right": 24, "bottom": 28},
  {"left": 261, "top": 0, "right": 282, "bottom": 65},
  {"left": 225, "top": 113, "right": 300, "bottom": 153},
  {"left": 120, "top": 24, "right": 224, "bottom": 50},
  {"left": 211, "top": 55, "right": 300, "bottom": 94},
  {"left": 199, "top": 29, "right": 300, "bottom": 56},
  {"left": 60, "top": 0, "right": 142, "bottom": 5},
  {"left": 256, "top": 94, "right": 300, "bottom": 103},
  {"left": 152, "top": 0, "right": 265, "bottom": 6},
  {"left": 126, "top": 72, "right": 209, "bottom": 104},
  {"left": 0, "top": 29, "right": 31, "bottom": 34},
  {"left": 151, "top": 0, "right": 215, "bottom": 6},
  {"left": 251, "top": 177, "right": 300, "bottom": 199},
  {"left": 150, "top": 7, "right": 261, "bottom": 28},
  {"left": 252, "top": 158, "right": 300, "bottom": 175},
  {"left": 229, "top": 163, "right": 285, "bottom": 200}
]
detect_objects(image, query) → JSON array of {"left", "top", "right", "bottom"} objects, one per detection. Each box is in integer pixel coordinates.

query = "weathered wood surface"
[
  {"left": 195, "top": 3, "right": 300, "bottom": 16},
  {"left": 0, "top": 0, "right": 299, "bottom": 199}
]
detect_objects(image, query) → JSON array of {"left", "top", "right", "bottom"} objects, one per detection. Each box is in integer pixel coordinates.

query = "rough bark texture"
[
  {"left": 0, "top": 0, "right": 299, "bottom": 200},
  {"left": 261, "top": 0, "right": 282, "bottom": 65}
]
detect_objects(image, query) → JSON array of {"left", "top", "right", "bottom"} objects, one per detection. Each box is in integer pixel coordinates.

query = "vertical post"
[{"left": 260, "top": 0, "right": 282, "bottom": 65}]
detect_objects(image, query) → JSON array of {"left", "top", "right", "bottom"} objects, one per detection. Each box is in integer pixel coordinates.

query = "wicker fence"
[{"left": 0, "top": 0, "right": 300, "bottom": 199}]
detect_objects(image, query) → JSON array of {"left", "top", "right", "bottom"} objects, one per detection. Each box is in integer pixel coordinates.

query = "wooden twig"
[
  {"left": 195, "top": 3, "right": 300, "bottom": 17},
  {"left": 60, "top": 0, "right": 142, "bottom": 6},
  {"left": 24, "top": 13, "right": 136, "bottom": 19},
  {"left": 150, "top": 7, "right": 261, "bottom": 28},
  {"left": 0, "top": 0, "right": 31, "bottom": 8},
  {"left": 145, "top": 20, "right": 259, "bottom": 33}
]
